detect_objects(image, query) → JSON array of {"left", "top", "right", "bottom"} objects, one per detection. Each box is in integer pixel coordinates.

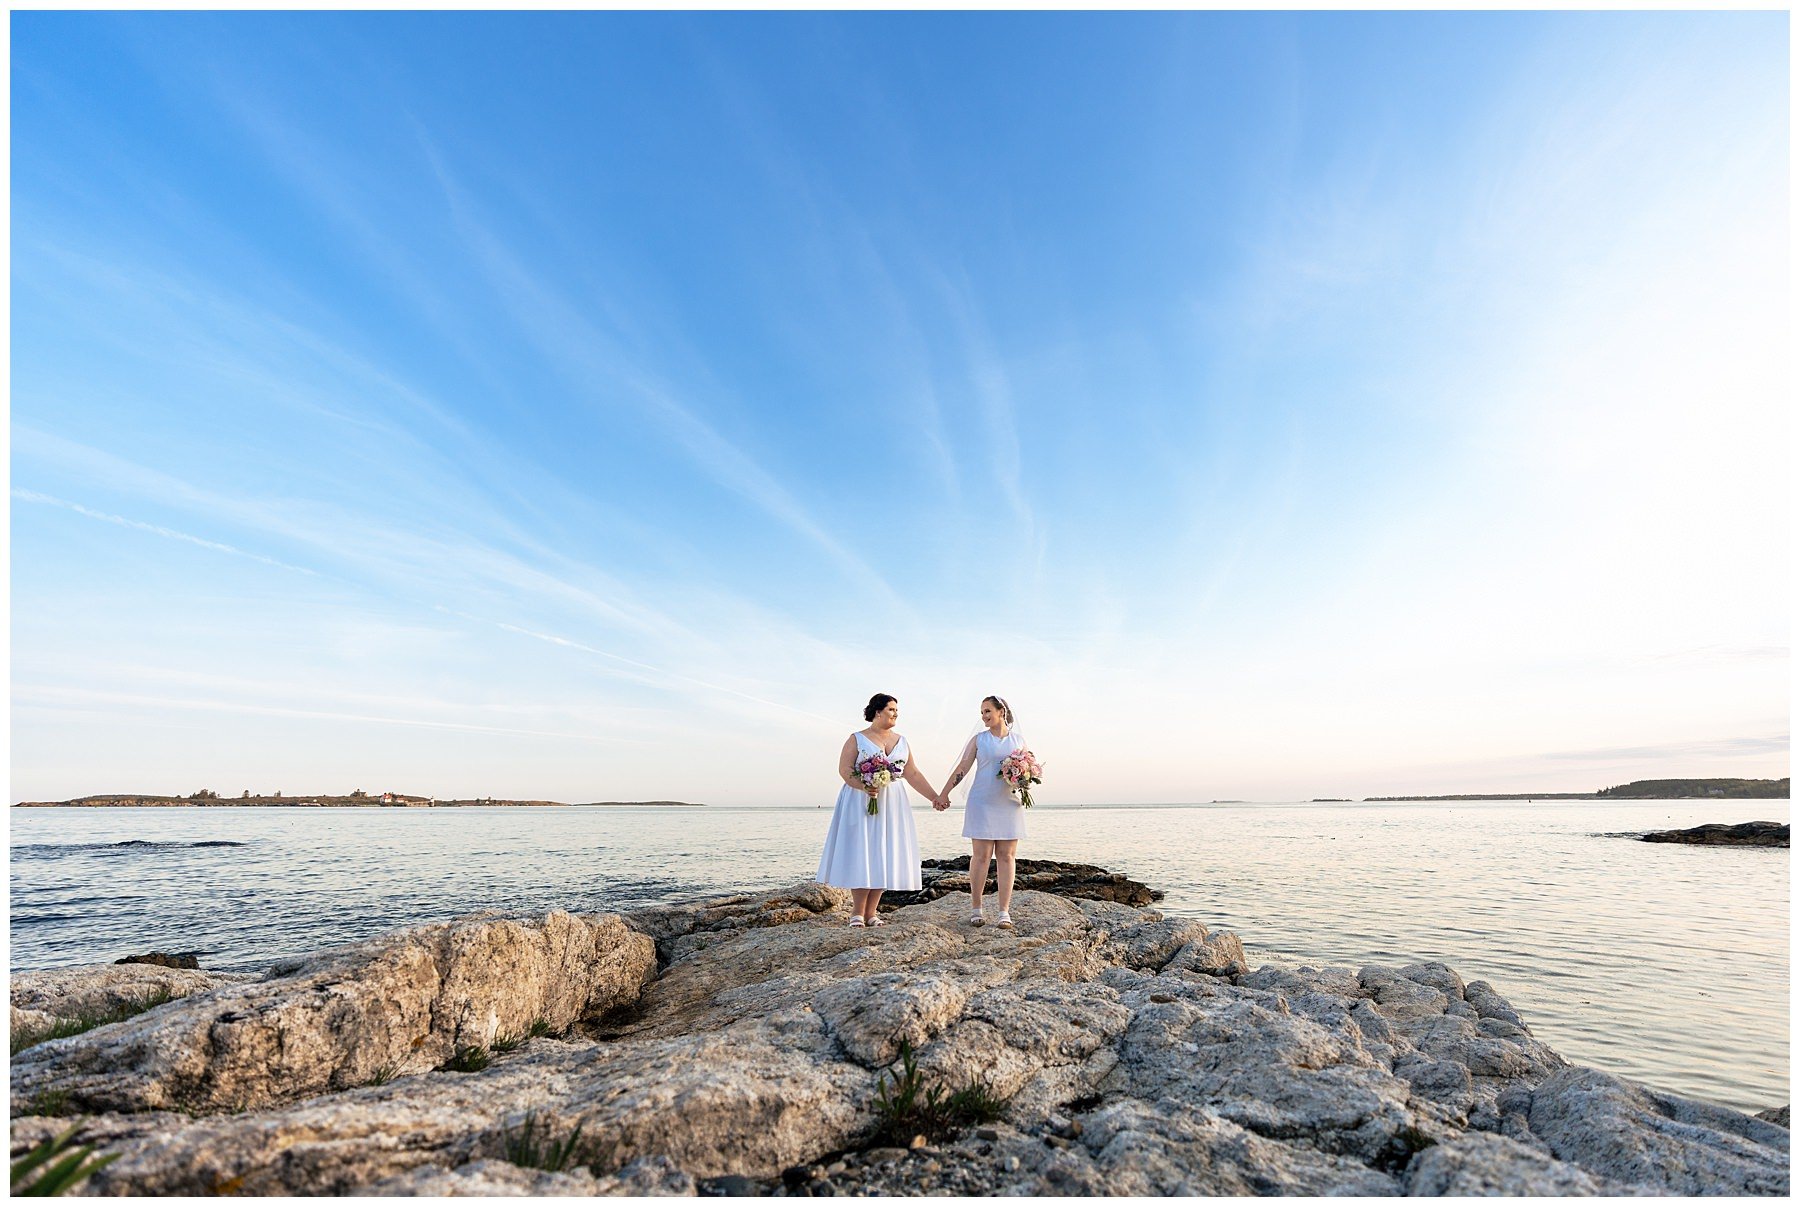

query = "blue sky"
[{"left": 11, "top": 12, "right": 1789, "bottom": 804}]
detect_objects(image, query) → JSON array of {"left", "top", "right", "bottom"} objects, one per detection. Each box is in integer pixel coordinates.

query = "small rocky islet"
[
  {"left": 1635, "top": 820, "right": 1789, "bottom": 848},
  {"left": 8, "top": 869, "right": 1789, "bottom": 1197}
]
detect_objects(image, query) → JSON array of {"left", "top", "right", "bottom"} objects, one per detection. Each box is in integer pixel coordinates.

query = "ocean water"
[{"left": 8, "top": 799, "right": 1788, "bottom": 1115}]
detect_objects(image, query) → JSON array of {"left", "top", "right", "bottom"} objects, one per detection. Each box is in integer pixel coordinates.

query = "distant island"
[
  {"left": 1365, "top": 777, "right": 1789, "bottom": 802},
  {"left": 12, "top": 791, "right": 705, "bottom": 808},
  {"left": 15, "top": 777, "right": 1786, "bottom": 809}
]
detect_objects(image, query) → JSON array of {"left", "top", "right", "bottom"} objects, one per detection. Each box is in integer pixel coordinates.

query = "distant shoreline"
[
  {"left": 1364, "top": 795, "right": 1771, "bottom": 802},
  {"left": 1367, "top": 793, "right": 1600, "bottom": 801},
  {"left": 12, "top": 776, "right": 1785, "bottom": 808},
  {"left": 1367, "top": 777, "right": 1788, "bottom": 802},
  {"left": 12, "top": 796, "right": 706, "bottom": 809}
]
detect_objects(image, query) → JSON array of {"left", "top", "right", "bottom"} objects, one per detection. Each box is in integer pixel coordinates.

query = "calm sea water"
[{"left": 8, "top": 800, "right": 1788, "bottom": 1115}]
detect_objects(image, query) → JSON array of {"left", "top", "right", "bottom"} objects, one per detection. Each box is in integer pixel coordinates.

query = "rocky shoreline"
[{"left": 9, "top": 877, "right": 1789, "bottom": 1196}]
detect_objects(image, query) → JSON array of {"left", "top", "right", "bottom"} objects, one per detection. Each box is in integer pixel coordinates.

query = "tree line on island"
[{"left": 1364, "top": 778, "right": 1789, "bottom": 801}]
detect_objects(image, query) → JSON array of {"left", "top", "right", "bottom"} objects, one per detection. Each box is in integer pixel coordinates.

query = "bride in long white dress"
[{"left": 815, "top": 694, "right": 947, "bottom": 927}]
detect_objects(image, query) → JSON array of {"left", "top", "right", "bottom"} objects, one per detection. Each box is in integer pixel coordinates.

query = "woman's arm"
[
  {"left": 938, "top": 737, "right": 979, "bottom": 800},
  {"left": 901, "top": 757, "right": 937, "bottom": 803},
  {"left": 839, "top": 735, "right": 876, "bottom": 796}
]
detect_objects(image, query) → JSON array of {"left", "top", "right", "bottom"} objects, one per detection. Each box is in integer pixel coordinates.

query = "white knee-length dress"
[
  {"left": 963, "top": 729, "right": 1027, "bottom": 841},
  {"left": 816, "top": 732, "right": 922, "bottom": 890}
]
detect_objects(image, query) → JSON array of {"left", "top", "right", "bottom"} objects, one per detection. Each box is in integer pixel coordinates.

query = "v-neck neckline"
[{"left": 862, "top": 730, "right": 901, "bottom": 757}]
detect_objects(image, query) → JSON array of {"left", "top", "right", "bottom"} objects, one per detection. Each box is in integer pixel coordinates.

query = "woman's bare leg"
[
  {"left": 850, "top": 888, "right": 871, "bottom": 920},
  {"left": 969, "top": 840, "right": 995, "bottom": 912},
  {"left": 995, "top": 841, "right": 1019, "bottom": 914},
  {"left": 864, "top": 890, "right": 884, "bottom": 922}
]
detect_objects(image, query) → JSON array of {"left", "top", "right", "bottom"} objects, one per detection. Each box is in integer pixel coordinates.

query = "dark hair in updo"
[
  {"left": 864, "top": 693, "right": 897, "bottom": 722},
  {"left": 983, "top": 695, "right": 1014, "bottom": 724}
]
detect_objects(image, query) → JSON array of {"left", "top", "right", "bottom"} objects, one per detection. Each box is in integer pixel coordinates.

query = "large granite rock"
[
  {"left": 1402, "top": 1132, "right": 1614, "bottom": 1195},
  {"left": 7, "top": 880, "right": 1786, "bottom": 1196},
  {"left": 1525, "top": 1066, "right": 1789, "bottom": 1195},
  {"left": 11, "top": 910, "right": 656, "bottom": 1115},
  {"left": 623, "top": 880, "right": 849, "bottom": 966},
  {"left": 364, "top": 1155, "right": 696, "bottom": 1196}
]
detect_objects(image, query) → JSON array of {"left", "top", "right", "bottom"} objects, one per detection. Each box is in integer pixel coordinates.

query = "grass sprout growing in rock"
[
  {"left": 502, "top": 1112, "right": 595, "bottom": 1173},
  {"left": 364, "top": 1066, "right": 397, "bottom": 1087},
  {"left": 23, "top": 1089, "right": 73, "bottom": 1118},
  {"left": 11, "top": 1125, "right": 119, "bottom": 1196},
  {"left": 29, "top": 1090, "right": 75, "bottom": 1119},
  {"left": 443, "top": 1045, "right": 491, "bottom": 1073},
  {"left": 10, "top": 989, "right": 178, "bottom": 1056},
  {"left": 528, "top": 1017, "right": 555, "bottom": 1038},
  {"left": 491, "top": 1031, "right": 527, "bottom": 1053},
  {"left": 871, "top": 1043, "right": 1009, "bottom": 1146}
]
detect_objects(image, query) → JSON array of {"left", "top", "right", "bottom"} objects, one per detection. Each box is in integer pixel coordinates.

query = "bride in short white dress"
[
  {"left": 817, "top": 694, "right": 943, "bottom": 928},
  {"left": 940, "top": 695, "right": 1029, "bottom": 928},
  {"left": 962, "top": 728, "right": 1027, "bottom": 843}
]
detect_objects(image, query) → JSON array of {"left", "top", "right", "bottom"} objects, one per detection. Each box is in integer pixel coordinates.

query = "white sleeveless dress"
[
  {"left": 816, "top": 732, "right": 923, "bottom": 890},
  {"left": 962, "top": 729, "right": 1026, "bottom": 841}
]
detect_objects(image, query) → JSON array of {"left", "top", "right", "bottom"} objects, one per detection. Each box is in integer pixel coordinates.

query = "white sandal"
[
  {"left": 848, "top": 917, "right": 865, "bottom": 928},
  {"left": 869, "top": 916, "right": 887, "bottom": 927},
  {"left": 997, "top": 912, "right": 1014, "bottom": 929},
  {"left": 970, "top": 911, "right": 985, "bottom": 927}
]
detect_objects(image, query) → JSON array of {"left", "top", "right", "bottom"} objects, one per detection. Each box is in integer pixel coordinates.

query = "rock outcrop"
[
  {"left": 880, "top": 856, "right": 1162, "bottom": 910},
  {"left": 1638, "top": 821, "right": 1789, "bottom": 847},
  {"left": 11, "top": 910, "right": 655, "bottom": 1115},
  {"left": 10, "top": 963, "right": 256, "bottom": 1040},
  {"left": 1523, "top": 1067, "right": 1789, "bottom": 1195},
  {"left": 8, "top": 883, "right": 1787, "bottom": 1197},
  {"left": 113, "top": 951, "right": 202, "bottom": 970}
]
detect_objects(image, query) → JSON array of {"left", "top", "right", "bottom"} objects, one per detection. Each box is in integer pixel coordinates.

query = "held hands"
[{"left": 851, "top": 777, "right": 948, "bottom": 808}]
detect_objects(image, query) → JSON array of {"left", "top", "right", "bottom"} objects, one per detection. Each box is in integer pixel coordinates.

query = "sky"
[{"left": 10, "top": 11, "right": 1790, "bottom": 805}]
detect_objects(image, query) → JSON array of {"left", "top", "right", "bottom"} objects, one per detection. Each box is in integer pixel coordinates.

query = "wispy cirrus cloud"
[
  {"left": 16, "top": 424, "right": 869, "bottom": 740},
  {"left": 481, "top": 616, "right": 848, "bottom": 730},
  {"left": 15, "top": 684, "right": 651, "bottom": 745},
  {"left": 931, "top": 267, "right": 1041, "bottom": 560},
  {"left": 13, "top": 425, "right": 700, "bottom": 646},
  {"left": 416, "top": 142, "right": 918, "bottom": 619},
  {"left": 13, "top": 488, "right": 321, "bottom": 576}
]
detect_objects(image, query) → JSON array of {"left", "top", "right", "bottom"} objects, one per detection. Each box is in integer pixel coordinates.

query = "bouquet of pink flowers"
[
  {"left": 998, "top": 748, "right": 1044, "bottom": 808},
  {"left": 855, "top": 752, "right": 905, "bottom": 816}
]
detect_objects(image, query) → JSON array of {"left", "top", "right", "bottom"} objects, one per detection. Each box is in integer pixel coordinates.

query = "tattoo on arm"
[{"left": 947, "top": 770, "right": 965, "bottom": 787}]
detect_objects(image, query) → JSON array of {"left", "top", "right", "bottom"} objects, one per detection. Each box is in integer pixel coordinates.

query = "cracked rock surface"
[{"left": 8, "top": 882, "right": 1788, "bottom": 1196}]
